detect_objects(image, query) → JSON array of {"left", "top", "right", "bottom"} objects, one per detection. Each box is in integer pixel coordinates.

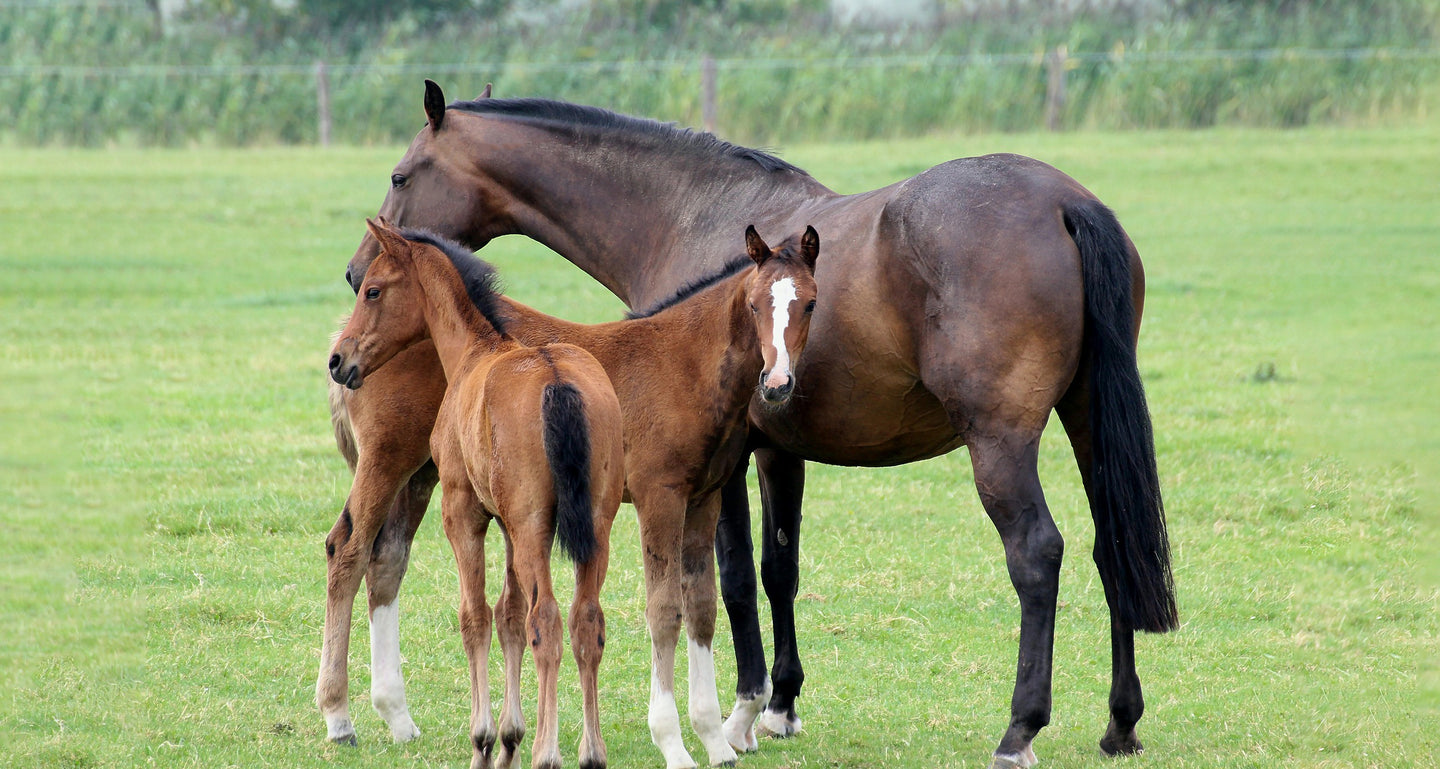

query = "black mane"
[
  {"left": 625, "top": 256, "right": 752, "bottom": 320},
  {"left": 449, "top": 97, "right": 809, "bottom": 176},
  {"left": 399, "top": 228, "right": 510, "bottom": 336}
]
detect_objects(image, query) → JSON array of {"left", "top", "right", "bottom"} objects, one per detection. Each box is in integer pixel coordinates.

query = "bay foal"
[
  {"left": 328, "top": 219, "right": 625, "bottom": 769},
  {"left": 322, "top": 221, "right": 822, "bottom": 769}
]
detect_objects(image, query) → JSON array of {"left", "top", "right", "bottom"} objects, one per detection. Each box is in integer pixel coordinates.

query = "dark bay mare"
[{"left": 330, "top": 81, "right": 1178, "bottom": 768}]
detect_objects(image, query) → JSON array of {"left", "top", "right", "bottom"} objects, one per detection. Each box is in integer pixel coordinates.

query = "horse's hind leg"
[
  {"left": 508, "top": 525, "right": 564, "bottom": 769},
  {"left": 440, "top": 483, "right": 498, "bottom": 769},
  {"left": 715, "top": 452, "right": 770, "bottom": 753},
  {"left": 967, "top": 425, "right": 1063, "bottom": 769},
  {"left": 493, "top": 536, "right": 528, "bottom": 769},
  {"left": 570, "top": 527, "right": 611, "bottom": 769},
  {"left": 1056, "top": 385, "right": 1146, "bottom": 756},
  {"left": 365, "top": 459, "right": 437, "bottom": 743},
  {"left": 753, "top": 447, "right": 806, "bottom": 739}
]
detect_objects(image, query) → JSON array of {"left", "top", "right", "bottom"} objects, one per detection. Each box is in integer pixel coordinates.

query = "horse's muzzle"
[
  {"left": 759, "top": 372, "right": 794, "bottom": 405},
  {"left": 328, "top": 353, "right": 364, "bottom": 390}
]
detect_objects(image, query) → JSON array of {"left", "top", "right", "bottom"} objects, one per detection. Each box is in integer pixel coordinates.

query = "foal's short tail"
[
  {"left": 1065, "top": 199, "right": 1180, "bottom": 634},
  {"left": 541, "top": 381, "right": 598, "bottom": 565}
]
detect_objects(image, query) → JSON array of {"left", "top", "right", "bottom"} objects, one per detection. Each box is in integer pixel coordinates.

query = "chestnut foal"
[{"left": 329, "top": 218, "right": 625, "bottom": 769}]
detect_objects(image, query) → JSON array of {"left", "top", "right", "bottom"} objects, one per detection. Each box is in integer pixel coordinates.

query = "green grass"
[{"left": 2, "top": 126, "right": 1436, "bottom": 768}]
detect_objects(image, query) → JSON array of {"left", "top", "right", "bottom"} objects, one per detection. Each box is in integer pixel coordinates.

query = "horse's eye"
[
  {"left": 366, "top": 287, "right": 381, "bottom": 300},
  {"left": 749, "top": 304, "right": 758, "bottom": 314},
  {"left": 805, "top": 300, "right": 816, "bottom": 313},
  {"left": 391, "top": 173, "right": 407, "bottom": 189}
]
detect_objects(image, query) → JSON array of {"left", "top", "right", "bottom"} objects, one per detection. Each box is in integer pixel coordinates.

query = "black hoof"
[
  {"left": 330, "top": 734, "right": 358, "bottom": 748},
  {"left": 1099, "top": 731, "right": 1144, "bottom": 756}
]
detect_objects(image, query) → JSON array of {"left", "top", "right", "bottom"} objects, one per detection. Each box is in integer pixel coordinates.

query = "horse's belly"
[{"left": 749, "top": 373, "right": 960, "bottom": 467}]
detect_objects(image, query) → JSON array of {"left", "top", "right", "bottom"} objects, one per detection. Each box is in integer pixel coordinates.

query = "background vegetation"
[
  {"left": 2, "top": 0, "right": 1437, "bottom": 145},
  {"left": 2, "top": 126, "right": 1435, "bottom": 766}
]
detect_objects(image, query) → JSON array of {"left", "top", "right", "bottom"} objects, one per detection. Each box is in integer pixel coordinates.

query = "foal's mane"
[
  {"left": 449, "top": 97, "right": 809, "bottom": 176},
  {"left": 399, "top": 228, "right": 510, "bottom": 336},
  {"left": 625, "top": 256, "right": 752, "bottom": 320}
]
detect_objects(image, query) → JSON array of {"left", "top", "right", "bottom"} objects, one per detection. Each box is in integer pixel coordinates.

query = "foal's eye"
[
  {"left": 749, "top": 304, "right": 758, "bottom": 314},
  {"left": 391, "top": 173, "right": 407, "bottom": 189},
  {"left": 366, "top": 287, "right": 381, "bottom": 300},
  {"left": 805, "top": 300, "right": 816, "bottom": 313}
]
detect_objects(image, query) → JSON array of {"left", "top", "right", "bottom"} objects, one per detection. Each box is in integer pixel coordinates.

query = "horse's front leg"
[
  {"left": 754, "top": 447, "right": 806, "bottom": 739},
  {"left": 633, "top": 485, "right": 701, "bottom": 769},
  {"left": 681, "top": 492, "right": 739, "bottom": 767},
  {"left": 364, "top": 459, "right": 438, "bottom": 743},
  {"left": 714, "top": 451, "right": 771, "bottom": 753},
  {"left": 968, "top": 429, "right": 1062, "bottom": 769},
  {"left": 317, "top": 455, "right": 417, "bottom": 746}
]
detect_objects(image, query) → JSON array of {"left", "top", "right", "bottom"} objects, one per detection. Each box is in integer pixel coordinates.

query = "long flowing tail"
[
  {"left": 1065, "top": 199, "right": 1179, "bottom": 633},
  {"left": 541, "top": 381, "right": 598, "bottom": 565}
]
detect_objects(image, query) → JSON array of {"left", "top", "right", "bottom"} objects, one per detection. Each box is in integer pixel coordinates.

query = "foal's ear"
[
  {"left": 477, "top": 82, "right": 492, "bottom": 99},
  {"left": 745, "top": 225, "right": 771, "bottom": 266},
  {"left": 365, "top": 217, "right": 408, "bottom": 257},
  {"left": 800, "top": 225, "right": 820, "bottom": 268},
  {"left": 424, "top": 79, "right": 446, "bottom": 132}
]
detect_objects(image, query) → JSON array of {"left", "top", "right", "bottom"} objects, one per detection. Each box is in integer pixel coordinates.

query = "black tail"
[
  {"left": 541, "top": 382, "right": 598, "bottom": 565},
  {"left": 1065, "top": 199, "right": 1179, "bottom": 633}
]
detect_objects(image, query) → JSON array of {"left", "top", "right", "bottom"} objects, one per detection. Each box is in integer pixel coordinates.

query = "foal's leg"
[
  {"left": 715, "top": 452, "right": 770, "bottom": 753},
  {"left": 753, "top": 447, "right": 806, "bottom": 739},
  {"left": 507, "top": 520, "right": 565, "bottom": 769},
  {"left": 493, "top": 534, "right": 528, "bottom": 769},
  {"left": 317, "top": 455, "right": 417, "bottom": 745},
  {"left": 633, "top": 486, "right": 699, "bottom": 769},
  {"left": 571, "top": 518, "right": 613, "bottom": 769},
  {"left": 680, "top": 493, "right": 739, "bottom": 767},
  {"left": 365, "top": 460, "right": 437, "bottom": 743},
  {"left": 967, "top": 426, "right": 1063, "bottom": 769},
  {"left": 1056, "top": 386, "right": 1146, "bottom": 756},
  {"left": 440, "top": 485, "right": 498, "bottom": 769}
]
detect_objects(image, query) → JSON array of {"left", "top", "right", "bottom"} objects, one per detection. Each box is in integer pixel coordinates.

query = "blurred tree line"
[{"left": 2, "top": 0, "right": 1436, "bottom": 145}]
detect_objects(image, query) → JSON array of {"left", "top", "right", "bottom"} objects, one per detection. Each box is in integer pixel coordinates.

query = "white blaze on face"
[{"left": 765, "top": 277, "right": 798, "bottom": 389}]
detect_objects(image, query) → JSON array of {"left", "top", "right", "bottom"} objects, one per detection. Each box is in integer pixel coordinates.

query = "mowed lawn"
[{"left": 2, "top": 125, "right": 1435, "bottom": 768}]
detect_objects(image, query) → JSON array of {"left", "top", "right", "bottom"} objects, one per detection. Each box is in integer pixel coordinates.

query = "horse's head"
[
  {"left": 347, "top": 80, "right": 496, "bottom": 293},
  {"left": 744, "top": 224, "right": 820, "bottom": 406},
  {"left": 331, "top": 219, "right": 431, "bottom": 390}
]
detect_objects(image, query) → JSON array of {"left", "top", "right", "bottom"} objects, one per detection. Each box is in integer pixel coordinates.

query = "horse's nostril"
[{"left": 328, "top": 353, "right": 342, "bottom": 372}]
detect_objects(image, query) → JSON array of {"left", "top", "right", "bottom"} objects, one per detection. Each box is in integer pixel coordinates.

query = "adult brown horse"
[
  {"left": 331, "top": 81, "right": 1178, "bottom": 769},
  {"left": 330, "top": 218, "right": 626, "bottom": 769}
]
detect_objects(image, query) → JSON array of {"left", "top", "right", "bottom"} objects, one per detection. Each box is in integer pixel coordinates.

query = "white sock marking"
[
  {"left": 369, "top": 602, "right": 419, "bottom": 742},
  {"left": 688, "top": 639, "right": 738, "bottom": 765}
]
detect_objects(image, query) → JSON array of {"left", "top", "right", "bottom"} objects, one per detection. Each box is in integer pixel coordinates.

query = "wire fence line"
[
  {"left": 4, "top": 43, "right": 1436, "bottom": 145},
  {"left": 3, "top": 46, "right": 1436, "bottom": 78}
]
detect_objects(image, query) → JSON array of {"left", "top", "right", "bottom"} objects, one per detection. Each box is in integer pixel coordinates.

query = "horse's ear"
[
  {"left": 800, "top": 225, "right": 820, "bottom": 268},
  {"left": 424, "top": 79, "right": 446, "bottom": 132},
  {"left": 745, "top": 225, "right": 771, "bottom": 266},
  {"left": 365, "top": 217, "right": 407, "bottom": 257},
  {"left": 477, "top": 82, "right": 492, "bottom": 99}
]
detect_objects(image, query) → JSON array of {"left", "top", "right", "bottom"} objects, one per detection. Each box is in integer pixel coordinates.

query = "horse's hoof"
[
  {"left": 329, "top": 733, "right": 358, "bottom": 748},
  {"left": 987, "top": 745, "right": 1038, "bottom": 769},
  {"left": 389, "top": 719, "right": 420, "bottom": 743},
  {"left": 756, "top": 710, "right": 801, "bottom": 738},
  {"left": 1099, "top": 733, "right": 1144, "bottom": 757}
]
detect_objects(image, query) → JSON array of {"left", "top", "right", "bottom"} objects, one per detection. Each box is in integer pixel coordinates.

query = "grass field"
[{"left": 2, "top": 126, "right": 1436, "bottom": 768}]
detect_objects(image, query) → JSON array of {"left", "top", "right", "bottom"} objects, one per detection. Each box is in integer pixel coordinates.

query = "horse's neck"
[
  {"left": 414, "top": 255, "right": 511, "bottom": 383},
  {"left": 478, "top": 122, "right": 831, "bottom": 308}
]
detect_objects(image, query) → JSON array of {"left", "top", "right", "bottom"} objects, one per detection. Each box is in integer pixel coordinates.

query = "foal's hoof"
[{"left": 329, "top": 733, "right": 359, "bottom": 748}]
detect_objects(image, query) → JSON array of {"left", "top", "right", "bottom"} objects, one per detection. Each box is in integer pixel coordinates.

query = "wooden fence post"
[
  {"left": 1045, "top": 45, "right": 1067, "bottom": 132},
  {"left": 315, "top": 61, "right": 332, "bottom": 147},
  {"left": 701, "top": 56, "right": 717, "bottom": 134}
]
